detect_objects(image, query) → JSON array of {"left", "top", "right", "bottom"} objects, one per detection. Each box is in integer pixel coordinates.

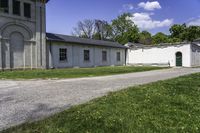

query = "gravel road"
[{"left": 0, "top": 68, "right": 200, "bottom": 131}]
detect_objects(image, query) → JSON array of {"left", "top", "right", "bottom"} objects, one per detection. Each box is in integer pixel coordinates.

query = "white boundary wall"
[{"left": 127, "top": 44, "right": 192, "bottom": 67}]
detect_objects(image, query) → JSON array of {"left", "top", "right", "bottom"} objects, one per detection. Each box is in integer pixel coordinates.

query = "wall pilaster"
[
  {"left": 8, "top": 0, "right": 13, "bottom": 14},
  {"left": 5, "top": 39, "right": 10, "bottom": 69},
  {"left": 41, "top": 4, "right": 47, "bottom": 68},
  {"left": 20, "top": 2, "right": 24, "bottom": 18},
  {"left": 0, "top": 37, "right": 2, "bottom": 69},
  {"left": 35, "top": 2, "right": 47, "bottom": 69}
]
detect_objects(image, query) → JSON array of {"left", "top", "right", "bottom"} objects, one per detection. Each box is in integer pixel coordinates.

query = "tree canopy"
[
  {"left": 72, "top": 14, "right": 200, "bottom": 45},
  {"left": 138, "top": 31, "right": 152, "bottom": 45},
  {"left": 111, "top": 13, "right": 139, "bottom": 44},
  {"left": 170, "top": 24, "right": 200, "bottom": 42}
]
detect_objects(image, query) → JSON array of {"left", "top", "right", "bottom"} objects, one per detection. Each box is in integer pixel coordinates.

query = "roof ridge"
[
  {"left": 46, "top": 32, "right": 120, "bottom": 44},
  {"left": 46, "top": 33, "right": 127, "bottom": 49}
]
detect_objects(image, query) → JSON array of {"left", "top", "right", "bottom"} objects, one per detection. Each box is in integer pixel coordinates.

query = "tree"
[
  {"left": 167, "top": 37, "right": 181, "bottom": 43},
  {"left": 93, "top": 20, "right": 113, "bottom": 40},
  {"left": 169, "top": 24, "right": 200, "bottom": 42},
  {"left": 152, "top": 32, "right": 169, "bottom": 44},
  {"left": 111, "top": 13, "right": 139, "bottom": 44},
  {"left": 169, "top": 24, "right": 187, "bottom": 41},
  {"left": 185, "top": 26, "right": 200, "bottom": 42},
  {"left": 72, "top": 19, "right": 96, "bottom": 39},
  {"left": 139, "top": 31, "right": 152, "bottom": 45}
]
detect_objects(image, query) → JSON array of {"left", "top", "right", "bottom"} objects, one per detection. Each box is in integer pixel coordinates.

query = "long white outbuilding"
[{"left": 126, "top": 41, "right": 200, "bottom": 67}]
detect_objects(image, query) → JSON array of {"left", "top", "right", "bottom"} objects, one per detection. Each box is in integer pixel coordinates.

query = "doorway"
[
  {"left": 10, "top": 32, "right": 24, "bottom": 68},
  {"left": 176, "top": 52, "right": 182, "bottom": 67}
]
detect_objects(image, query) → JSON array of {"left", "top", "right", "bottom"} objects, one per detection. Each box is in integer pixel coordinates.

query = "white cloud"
[
  {"left": 128, "top": 12, "right": 173, "bottom": 30},
  {"left": 138, "top": 1, "right": 161, "bottom": 11},
  {"left": 187, "top": 18, "right": 200, "bottom": 26},
  {"left": 122, "top": 4, "right": 134, "bottom": 10}
]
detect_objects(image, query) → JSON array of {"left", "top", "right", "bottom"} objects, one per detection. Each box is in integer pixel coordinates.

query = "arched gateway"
[
  {"left": 176, "top": 52, "right": 182, "bottom": 67},
  {"left": 0, "top": 0, "right": 47, "bottom": 69},
  {"left": 0, "top": 23, "right": 33, "bottom": 69}
]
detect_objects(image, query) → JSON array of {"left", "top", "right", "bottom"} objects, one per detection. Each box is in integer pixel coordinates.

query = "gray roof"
[
  {"left": 126, "top": 42, "right": 198, "bottom": 49},
  {"left": 46, "top": 33, "right": 127, "bottom": 49},
  {"left": 194, "top": 38, "right": 200, "bottom": 42},
  {"left": 125, "top": 42, "right": 144, "bottom": 48}
]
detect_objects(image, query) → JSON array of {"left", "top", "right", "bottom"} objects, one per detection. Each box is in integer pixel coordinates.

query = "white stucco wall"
[
  {"left": 191, "top": 44, "right": 200, "bottom": 67},
  {"left": 47, "top": 42, "right": 126, "bottom": 68},
  {"left": 127, "top": 44, "right": 192, "bottom": 67}
]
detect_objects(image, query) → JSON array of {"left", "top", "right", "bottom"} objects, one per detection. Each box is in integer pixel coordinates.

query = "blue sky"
[{"left": 46, "top": 0, "right": 200, "bottom": 35}]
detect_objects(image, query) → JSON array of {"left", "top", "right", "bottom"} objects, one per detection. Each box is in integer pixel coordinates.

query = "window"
[
  {"left": 0, "top": 0, "right": 9, "bottom": 13},
  {"left": 59, "top": 48, "right": 67, "bottom": 61},
  {"left": 84, "top": 50, "right": 90, "bottom": 61},
  {"left": 24, "top": 3, "right": 31, "bottom": 18},
  {"left": 117, "top": 52, "right": 121, "bottom": 61},
  {"left": 102, "top": 51, "right": 107, "bottom": 61},
  {"left": 13, "top": 0, "right": 20, "bottom": 16}
]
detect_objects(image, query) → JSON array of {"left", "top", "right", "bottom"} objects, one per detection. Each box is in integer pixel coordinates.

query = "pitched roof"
[
  {"left": 126, "top": 42, "right": 194, "bottom": 49},
  {"left": 46, "top": 33, "right": 127, "bottom": 49},
  {"left": 194, "top": 38, "right": 200, "bottom": 42},
  {"left": 125, "top": 42, "right": 144, "bottom": 48}
]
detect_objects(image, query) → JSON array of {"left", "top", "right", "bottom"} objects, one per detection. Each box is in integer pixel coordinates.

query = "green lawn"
[
  {"left": 0, "top": 66, "right": 164, "bottom": 79},
  {"left": 2, "top": 73, "right": 200, "bottom": 133}
]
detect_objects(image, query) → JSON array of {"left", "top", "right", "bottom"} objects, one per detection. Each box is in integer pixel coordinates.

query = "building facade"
[
  {"left": 0, "top": 0, "right": 126, "bottom": 70},
  {"left": 0, "top": 0, "right": 47, "bottom": 70},
  {"left": 126, "top": 42, "right": 200, "bottom": 67},
  {"left": 46, "top": 33, "right": 126, "bottom": 68},
  {"left": 1, "top": 0, "right": 199, "bottom": 70}
]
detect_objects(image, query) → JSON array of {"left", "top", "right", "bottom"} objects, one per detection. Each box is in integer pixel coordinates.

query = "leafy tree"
[
  {"left": 169, "top": 24, "right": 200, "bottom": 42},
  {"left": 185, "top": 26, "right": 200, "bottom": 42},
  {"left": 152, "top": 32, "right": 169, "bottom": 44},
  {"left": 169, "top": 24, "right": 187, "bottom": 41},
  {"left": 167, "top": 37, "right": 181, "bottom": 43},
  {"left": 139, "top": 31, "right": 152, "bottom": 45},
  {"left": 111, "top": 13, "right": 139, "bottom": 44},
  {"left": 72, "top": 16, "right": 200, "bottom": 45},
  {"left": 93, "top": 20, "right": 113, "bottom": 40}
]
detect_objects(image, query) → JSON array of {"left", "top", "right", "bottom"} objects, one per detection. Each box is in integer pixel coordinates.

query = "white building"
[
  {"left": 126, "top": 42, "right": 200, "bottom": 67},
  {"left": 0, "top": 0, "right": 126, "bottom": 70},
  {"left": 0, "top": 0, "right": 199, "bottom": 70},
  {"left": 0, "top": 0, "right": 47, "bottom": 69},
  {"left": 46, "top": 33, "right": 126, "bottom": 68}
]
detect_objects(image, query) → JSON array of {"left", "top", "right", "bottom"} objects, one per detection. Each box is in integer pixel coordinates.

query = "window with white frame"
[
  {"left": 84, "top": 50, "right": 90, "bottom": 61},
  {"left": 59, "top": 48, "right": 67, "bottom": 61}
]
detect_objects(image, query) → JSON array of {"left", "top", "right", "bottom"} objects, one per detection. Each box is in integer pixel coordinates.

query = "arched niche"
[
  {"left": 175, "top": 52, "right": 182, "bottom": 67},
  {"left": 0, "top": 23, "right": 34, "bottom": 69},
  {"left": 0, "top": 23, "right": 33, "bottom": 40}
]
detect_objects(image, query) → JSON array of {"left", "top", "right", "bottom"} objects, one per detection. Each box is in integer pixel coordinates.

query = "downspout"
[
  {"left": 125, "top": 48, "right": 127, "bottom": 66},
  {"left": 190, "top": 43, "right": 192, "bottom": 67},
  {"left": 49, "top": 40, "right": 54, "bottom": 69}
]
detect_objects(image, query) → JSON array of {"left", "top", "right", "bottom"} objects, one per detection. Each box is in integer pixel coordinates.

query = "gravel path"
[{"left": 0, "top": 68, "right": 200, "bottom": 131}]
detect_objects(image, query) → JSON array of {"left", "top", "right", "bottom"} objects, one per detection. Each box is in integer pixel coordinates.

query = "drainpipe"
[
  {"left": 125, "top": 48, "right": 127, "bottom": 66},
  {"left": 49, "top": 40, "right": 54, "bottom": 69}
]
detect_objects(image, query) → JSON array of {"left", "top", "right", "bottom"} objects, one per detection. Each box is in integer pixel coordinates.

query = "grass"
[
  {"left": 2, "top": 73, "right": 200, "bottom": 133},
  {"left": 0, "top": 66, "right": 164, "bottom": 79}
]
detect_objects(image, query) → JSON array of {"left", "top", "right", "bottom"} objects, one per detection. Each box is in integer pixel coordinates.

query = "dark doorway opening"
[{"left": 176, "top": 52, "right": 182, "bottom": 67}]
